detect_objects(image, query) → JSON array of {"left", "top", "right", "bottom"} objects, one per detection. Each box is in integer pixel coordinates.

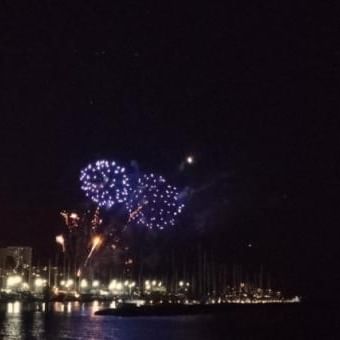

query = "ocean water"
[{"left": 0, "top": 301, "right": 338, "bottom": 339}]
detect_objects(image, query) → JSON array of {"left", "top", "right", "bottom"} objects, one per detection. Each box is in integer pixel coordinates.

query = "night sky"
[{"left": 0, "top": 3, "right": 337, "bottom": 300}]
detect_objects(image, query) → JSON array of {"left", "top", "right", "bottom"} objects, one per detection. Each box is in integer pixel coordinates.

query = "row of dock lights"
[
  {"left": 5, "top": 275, "right": 190, "bottom": 296},
  {"left": 58, "top": 279, "right": 138, "bottom": 295},
  {"left": 34, "top": 278, "right": 47, "bottom": 289},
  {"left": 144, "top": 280, "right": 163, "bottom": 291},
  {"left": 6, "top": 275, "right": 47, "bottom": 292},
  {"left": 60, "top": 279, "right": 75, "bottom": 289},
  {"left": 5, "top": 275, "right": 190, "bottom": 291},
  {"left": 2, "top": 275, "right": 300, "bottom": 303}
]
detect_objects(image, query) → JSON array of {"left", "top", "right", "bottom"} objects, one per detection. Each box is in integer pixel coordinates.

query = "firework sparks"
[
  {"left": 126, "top": 173, "right": 185, "bottom": 229},
  {"left": 60, "top": 211, "right": 69, "bottom": 225},
  {"left": 60, "top": 211, "right": 79, "bottom": 229},
  {"left": 91, "top": 207, "right": 102, "bottom": 231},
  {"left": 84, "top": 235, "right": 103, "bottom": 266},
  {"left": 70, "top": 212, "right": 79, "bottom": 220},
  {"left": 127, "top": 205, "right": 143, "bottom": 223},
  {"left": 80, "top": 160, "right": 131, "bottom": 208},
  {"left": 79, "top": 159, "right": 186, "bottom": 232}
]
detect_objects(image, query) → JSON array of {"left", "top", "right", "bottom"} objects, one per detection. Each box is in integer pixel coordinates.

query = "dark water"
[{"left": 0, "top": 301, "right": 338, "bottom": 339}]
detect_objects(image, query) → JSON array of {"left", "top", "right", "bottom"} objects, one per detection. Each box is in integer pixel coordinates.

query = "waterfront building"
[{"left": 0, "top": 247, "right": 32, "bottom": 289}]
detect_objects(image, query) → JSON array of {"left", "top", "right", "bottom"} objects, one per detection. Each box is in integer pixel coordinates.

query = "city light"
[
  {"left": 21, "top": 282, "right": 30, "bottom": 290},
  {"left": 65, "top": 279, "right": 74, "bottom": 288},
  {"left": 145, "top": 280, "right": 151, "bottom": 291},
  {"left": 80, "top": 279, "right": 88, "bottom": 289},
  {"left": 143, "top": 280, "right": 164, "bottom": 293},
  {"left": 7, "top": 301, "right": 21, "bottom": 314},
  {"left": 108, "top": 280, "right": 117, "bottom": 290},
  {"left": 109, "top": 280, "right": 123, "bottom": 292},
  {"left": 7, "top": 275, "right": 22, "bottom": 288},
  {"left": 34, "top": 278, "right": 46, "bottom": 288},
  {"left": 92, "top": 280, "right": 100, "bottom": 288}
]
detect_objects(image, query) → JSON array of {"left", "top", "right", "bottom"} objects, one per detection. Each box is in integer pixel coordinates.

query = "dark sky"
[{"left": 0, "top": 3, "right": 337, "bottom": 298}]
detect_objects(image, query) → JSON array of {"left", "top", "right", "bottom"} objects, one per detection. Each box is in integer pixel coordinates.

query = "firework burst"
[
  {"left": 126, "top": 173, "right": 184, "bottom": 229},
  {"left": 80, "top": 160, "right": 131, "bottom": 208}
]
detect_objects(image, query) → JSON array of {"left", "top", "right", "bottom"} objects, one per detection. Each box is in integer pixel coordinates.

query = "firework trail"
[
  {"left": 91, "top": 207, "right": 102, "bottom": 232},
  {"left": 55, "top": 235, "right": 65, "bottom": 252},
  {"left": 84, "top": 235, "right": 102, "bottom": 266}
]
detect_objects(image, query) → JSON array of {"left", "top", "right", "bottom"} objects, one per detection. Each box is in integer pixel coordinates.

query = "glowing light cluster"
[
  {"left": 80, "top": 160, "right": 131, "bottom": 208},
  {"left": 126, "top": 173, "right": 184, "bottom": 229}
]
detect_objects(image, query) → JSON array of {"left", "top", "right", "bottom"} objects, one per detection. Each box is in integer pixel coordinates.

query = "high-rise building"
[{"left": 0, "top": 247, "right": 32, "bottom": 287}]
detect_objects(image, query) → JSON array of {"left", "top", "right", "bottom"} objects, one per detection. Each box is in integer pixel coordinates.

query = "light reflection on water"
[
  {"left": 0, "top": 301, "right": 312, "bottom": 340},
  {"left": 0, "top": 301, "right": 110, "bottom": 339},
  {"left": 7, "top": 301, "right": 21, "bottom": 314},
  {"left": 0, "top": 301, "right": 220, "bottom": 340}
]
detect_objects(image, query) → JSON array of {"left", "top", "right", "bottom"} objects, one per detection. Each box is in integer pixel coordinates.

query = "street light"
[
  {"left": 34, "top": 278, "right": 46, "bottom": 288},
  {"left": 65, "top": 279, "right": 74, "bottom": 288},
  {"left": 7, "top": 275, "right": 22, "bottom": 289},
  {"left": 128, "top": 281, "right": 136, "bottom": 296},
  {"left": 108, "top": 280, "right": 117, "bottom": 290},
  {"left": 21, "top": 282, "right": 30, "bottom": 291},
  {"left": 80, "top": 279, "right": 88, "bottom": 289},
  {"left": 144, "top": 280, "right": 151, "bottom": 292}
]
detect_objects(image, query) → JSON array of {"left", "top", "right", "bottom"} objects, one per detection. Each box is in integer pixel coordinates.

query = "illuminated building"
[{"left": 0, "top": 246, "right": 32, "bottom": 289}]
